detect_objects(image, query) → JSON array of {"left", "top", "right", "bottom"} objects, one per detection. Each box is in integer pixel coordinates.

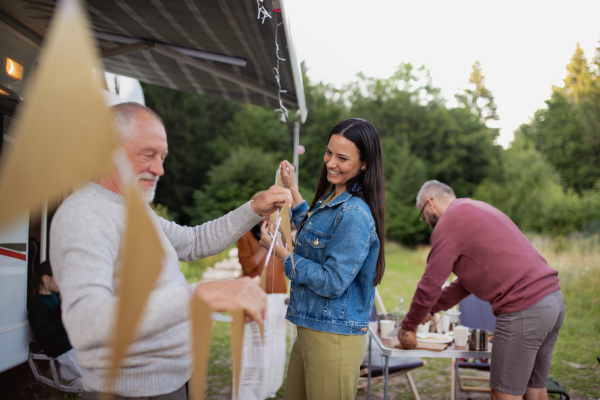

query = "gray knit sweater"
[{"left": 49, "top": 183, "right": 262, "bottom": 396}]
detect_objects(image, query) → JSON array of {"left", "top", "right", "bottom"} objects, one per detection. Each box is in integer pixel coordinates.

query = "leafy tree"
[
  {"left": 381, "top": 139, "right": 429, "bottom": 245},
  {"left": 142, "top": 83, "right": 242, "bottom": 224},
  {"left": 186, "top": 147, "right": 279, "bottom": 225},
  {"left": 222, "top": 104, "right": 293, "bottom": 162},
  {"left": 519, "top": 42, "right": 600, "bottom": 193},
  {"left": 474, "top": 136, "right": 566, "bottom": 233},
  {"left": 474, "top": 133, "right": 600, "bottom": 236},
  {"left": 349, "top": 63, "right": 500, "bottom": 198}
]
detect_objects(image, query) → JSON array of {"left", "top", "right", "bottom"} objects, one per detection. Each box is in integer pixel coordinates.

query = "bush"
[
  {"left": 382, "top": 139, "right": 429, "bottom": 246},
  {"left": 186, "top": 147, "right": 280, "bottom": 225}
]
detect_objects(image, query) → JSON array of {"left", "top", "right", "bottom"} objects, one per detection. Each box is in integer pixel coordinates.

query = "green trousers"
[{"left": 284, "top": 326, "right": 367, "bottom": 400}]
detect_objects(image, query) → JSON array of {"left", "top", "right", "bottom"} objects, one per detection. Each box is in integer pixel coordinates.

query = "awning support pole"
[{"left": 293, "top": 118, "right": 300, "bottom": 187}]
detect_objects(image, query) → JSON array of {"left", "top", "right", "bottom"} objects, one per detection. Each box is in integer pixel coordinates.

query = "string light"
[
  {"left": 256, "top": 0, "right": 272, "bottom": 23},
  {"left": 256, "top": 1, "right": 289, "bottom": 122},
  {"left": 273, "top": 19, "right": 288, "bottom": 122}
]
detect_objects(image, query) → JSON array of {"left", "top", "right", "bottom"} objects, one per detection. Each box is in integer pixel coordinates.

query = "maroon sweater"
[{"left": 402, "top": 198, "right": 560, "bottom": 331}]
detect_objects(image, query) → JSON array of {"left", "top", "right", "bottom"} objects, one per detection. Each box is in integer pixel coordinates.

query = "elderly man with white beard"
[{"left": 49, "top": 102, "right": 291, "bottom": 400}]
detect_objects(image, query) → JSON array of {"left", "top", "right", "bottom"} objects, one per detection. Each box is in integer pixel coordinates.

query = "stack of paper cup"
[
  {"left": 442, "top": 315, "right": 450, "bottom": 333},
  {"left": 436, "top": 314, "right": 451, "bottom": 333}
]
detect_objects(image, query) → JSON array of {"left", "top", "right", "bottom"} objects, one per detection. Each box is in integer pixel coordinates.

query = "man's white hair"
[
  {"left": 416, "top": 180, "right": 456, "bottom": 207},
  {"left": 111, "top": 102, "right": 163, "bottom": 144}
]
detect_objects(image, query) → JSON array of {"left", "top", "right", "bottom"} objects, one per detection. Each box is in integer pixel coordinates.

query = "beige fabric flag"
[
  {"left": 106, "top": 183, "right": 165, "bottom": 391},
  {"left": 268, "top": 168, "right": 285, "bottom": 228},
  {"left": 269, "top": 167, "right": 294, "bottom": 264},
  {"left": 0, "top": 0, "right": 118, "bottom": 227},
  {"left": 230, "top": 309, "right": 245, "bottom": 400},
  {"left": 190, "top": 296, "right": 214, "bottom": 400},
  {"left": 275, "top": 169, "right": 284, "bottom": 188},
  {"left": 276, "top": 198, "right": 294, "bottom": 265}
]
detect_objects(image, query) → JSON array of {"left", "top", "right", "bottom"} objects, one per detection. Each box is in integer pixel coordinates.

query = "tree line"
[{"left": 143, "top": 40, "right": 600, "bottom": 246}]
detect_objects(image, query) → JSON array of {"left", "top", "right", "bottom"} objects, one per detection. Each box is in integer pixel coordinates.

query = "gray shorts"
[{"left": 490, "top": 289, "right": 565, "bottom": 395}]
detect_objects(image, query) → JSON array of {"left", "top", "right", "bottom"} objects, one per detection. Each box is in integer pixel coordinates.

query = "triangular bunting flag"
[
  {"left": 106, "top": 182, "right": 165, "bottom": 390},
  {"left": 0, "top": 0, "right": 117, "bottom": 227}
]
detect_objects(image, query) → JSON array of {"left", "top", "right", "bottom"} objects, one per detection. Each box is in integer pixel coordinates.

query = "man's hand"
[
  {"left": 250, "top": 185, "right": 292, "bottom": 216},
  {"left": 398, "top": 327, "right": 417, "bottom": 349},
  {"left": 195, "top": 276, "right": 267, "bottom": 323}
]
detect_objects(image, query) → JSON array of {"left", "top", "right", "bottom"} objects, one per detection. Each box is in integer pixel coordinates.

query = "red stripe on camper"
[{"left": 0, "top": 247, "right": 26, "bottom": 261}]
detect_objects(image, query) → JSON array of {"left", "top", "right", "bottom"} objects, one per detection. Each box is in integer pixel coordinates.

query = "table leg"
[
  {"left": 450, "top": 358, "right": 457, "bottom": 400},
  {"left": 384, "top": 354, "right": 389, "bottom": 400},
  {"left": 367, "top": 334, "right": 372, "bottom": 400}
]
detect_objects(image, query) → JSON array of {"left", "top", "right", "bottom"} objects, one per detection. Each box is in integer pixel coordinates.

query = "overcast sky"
[{"left": 284, "top": 0, "right": 600, "bottom": 147}]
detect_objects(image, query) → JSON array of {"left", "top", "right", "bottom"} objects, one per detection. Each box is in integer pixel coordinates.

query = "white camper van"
[{"left": 0, "top": 14, "right": 40, "bottom": 374}]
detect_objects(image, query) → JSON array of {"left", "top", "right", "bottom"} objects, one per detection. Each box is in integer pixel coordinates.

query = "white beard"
[{"left": 136, "top": 173, "right": 159, "bottom": 204}]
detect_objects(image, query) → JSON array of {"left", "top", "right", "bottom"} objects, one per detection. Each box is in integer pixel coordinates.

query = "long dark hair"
[
  {"left": 31, "top": 260, "right": 53, "bottom": 298},
  {"left": 307, "top": 118, "right": 386, "bottom": 285}
]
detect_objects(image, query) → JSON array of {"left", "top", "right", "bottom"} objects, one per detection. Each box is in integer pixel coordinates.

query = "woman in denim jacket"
[{"left": 260, "top": 118, "right": 385, "bottom": 400}]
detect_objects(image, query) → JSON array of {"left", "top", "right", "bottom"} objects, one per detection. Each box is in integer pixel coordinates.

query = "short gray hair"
[
  {"left": 416, "top": 180, "right": 456, "bottom": 207},
  {"left": 111, "top": 102, "right": 163, "bottom": 144}
]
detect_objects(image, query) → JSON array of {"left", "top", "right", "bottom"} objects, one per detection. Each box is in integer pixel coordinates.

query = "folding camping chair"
[
  {"left": 27, "top": 342, "right": 83, "bottom": 393},
  {"left": 546, "top": 377, "right": 570, "bottom": 400},
  {"left": 358, "top": 289, "right": 425, "bottom": 399},
  {"left": 451, "top": 294, "right": 496, "bottom": 394}
]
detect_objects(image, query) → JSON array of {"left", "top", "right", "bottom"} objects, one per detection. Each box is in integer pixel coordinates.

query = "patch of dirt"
[{"left": 0, "top": 362, "right": 81, "bottom": 400}]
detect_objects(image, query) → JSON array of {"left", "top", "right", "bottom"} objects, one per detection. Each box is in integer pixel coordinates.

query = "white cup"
[
  {"left": 441, "top": 315, "right": 450, "bottom": 333},
  {"left": 417, "top": 321, "right": 430, "bottom": 334},
  {"left": 453, "top": 325, "right": 469, "bottom": 346},
  {"left": 380, "top": 320, "right": 395, "bottom": 338}
]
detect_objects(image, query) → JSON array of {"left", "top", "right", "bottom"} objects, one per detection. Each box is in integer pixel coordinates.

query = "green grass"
[
  {"left": 192, "top": 237, "right": 600, "bottom": 399},
  {"left": 377, "top": 242, "right": 430, "bottom": 312}
]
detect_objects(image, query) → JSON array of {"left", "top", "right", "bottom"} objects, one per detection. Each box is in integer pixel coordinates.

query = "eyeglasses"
[{"left": 418, "top": 201, "right": 428, "bottom": 222}]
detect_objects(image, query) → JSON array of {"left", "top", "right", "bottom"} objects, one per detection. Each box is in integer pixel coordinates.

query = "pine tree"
[
  {"left": 456, "top": 61, "right": 499, "bottom": 123},
  {"left": 554, "top": 43, "right": 593, "bottom": 104}
]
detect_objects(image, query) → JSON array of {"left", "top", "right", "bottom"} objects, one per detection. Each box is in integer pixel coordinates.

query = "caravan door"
[{"left": 0, "top": 217, "right": 30, "bottom": 373}]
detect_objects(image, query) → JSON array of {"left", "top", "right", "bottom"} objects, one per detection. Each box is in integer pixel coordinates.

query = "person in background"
[
  {"left": 261, "top": 118, "right": 386, "bottom": 400},
  {"left": 28, "top": 260, "right": 84, "bottom": 387},
  {"left": 49, "top": 102, "right": 291, "bottom": 400},
  {"left": 236, "top": 190, "right": 288, "bottom": 400},
  {"left": 399, "top": 180, "right": 564, "bottom": 400}
]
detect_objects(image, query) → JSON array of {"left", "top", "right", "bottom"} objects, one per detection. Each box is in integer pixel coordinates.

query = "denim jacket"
[{"left": 283, "top": 188, "right": 379, "bottom": 335}]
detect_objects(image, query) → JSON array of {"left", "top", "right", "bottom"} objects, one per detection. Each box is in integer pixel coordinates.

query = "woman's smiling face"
[{"left": 323, "top": 134, "right": 365, "bottom": 194}]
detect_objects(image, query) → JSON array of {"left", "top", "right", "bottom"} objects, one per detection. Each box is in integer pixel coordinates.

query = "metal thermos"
[{"left": 469, "top": 329, "right": 490, "bottom": 351}]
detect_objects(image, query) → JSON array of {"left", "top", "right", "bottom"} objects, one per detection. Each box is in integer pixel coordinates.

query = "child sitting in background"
[{"left": 28, "top": 260, "right": 83, "bottom": 386}]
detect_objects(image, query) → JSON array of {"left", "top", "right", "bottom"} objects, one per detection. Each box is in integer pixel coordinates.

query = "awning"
[{"left": 0, "top": 0, "right": 307, "bottom": 122}]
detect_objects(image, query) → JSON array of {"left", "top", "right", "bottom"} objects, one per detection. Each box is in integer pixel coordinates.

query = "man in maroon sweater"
[{"left": 399, "top": 180, "right": 564, "bottom": 400}]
